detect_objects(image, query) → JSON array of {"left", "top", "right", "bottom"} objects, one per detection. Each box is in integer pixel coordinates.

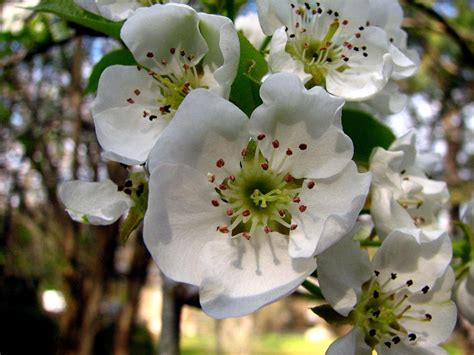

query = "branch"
[{"left": 404, "top": 0, "right": 474, "bottom": 64}]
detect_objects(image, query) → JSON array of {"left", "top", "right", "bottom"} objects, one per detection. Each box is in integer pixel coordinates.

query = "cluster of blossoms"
[{"left": 58, "top": 0, "right": 473, "bottom": 352}]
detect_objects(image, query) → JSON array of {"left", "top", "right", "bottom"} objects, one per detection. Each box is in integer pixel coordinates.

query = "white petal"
[
  {"left": 289, "top": 162, "right": 371, "bottom": 257},
  {"left": 370, "top": 147, "right": 405, "bottom": 188},
  {"left": 250, "top": 73, "right": 352, "bottom": 179},
  {"left": 143, "top": 164, "right": 225, "bottom": 286},
  {"left": 121, "top": 4, "right": 208, "bottom": 73},
  {"left": 373, "top": 229, "right": 452, "bottom": 293},
  {"left": 95, "top": 0, "right": 141, "bottom": 21},
  {"left": 318, "top": 229, "right": 372, "bottom": 316},
  {"left": 364, "top": 81, "right": 407, "bottom": 116},
  {"left": 74, "top": 0, "right": 100, "bottom": 16},
  {"left": 389, "top": 130, "right": 417, "bottom": 167},
  {"left": 327, "top": 51, "right": 393, "bottom": 101},
  {"left": 402, "top": 293, "right": 457, "bottom": 347},
  {"left": 199, "top": 233, "right": 316, "bottom": 318},
  {"left": 59, "top": 180, "right": 133, "bottom": 225},
  {"left": 327, "top": 328, "right": 372, "bottom": 355},
  {"left": 371, "top": 187, "right": 416, "bottom": 238},
  {"left": 376, "top": 342, "right": 447, "bottom": 355},
  {"left": 456, "top": 263, "right": 474, "bottom": 322},
  {"left": 390, "top": 44, "right": 419, "bottom": 79},
  {"left": 461, "top": 198, "right": 474, "bottom": 229},
  {"left": 93, "top": 65, "right": 167, "bottom": 164},
  {"left": 198, "top": 13, "right": 240, "bottom": 98},
  {"left": 368, "top": 0, "right": 403, "bottom": 32},
  {"left": 147, "top": 89, "right": 249, "bottom": 182},
  {"left": 256, "top": 0, "right": 291, "bottom": 35}
]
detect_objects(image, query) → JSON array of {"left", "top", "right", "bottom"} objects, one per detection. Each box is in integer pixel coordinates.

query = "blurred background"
[{"left": 0, "top": 0, "right": 473, "bottom": 354}]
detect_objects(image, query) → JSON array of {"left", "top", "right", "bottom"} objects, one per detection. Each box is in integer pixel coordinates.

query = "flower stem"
[{"left": 302, "top": 280, "right": 324, "bottom": 299}]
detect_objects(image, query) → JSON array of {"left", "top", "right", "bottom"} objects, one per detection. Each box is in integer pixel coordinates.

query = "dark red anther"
[{"left": 216, "top": 159, "right": 225, "bottom": 168}]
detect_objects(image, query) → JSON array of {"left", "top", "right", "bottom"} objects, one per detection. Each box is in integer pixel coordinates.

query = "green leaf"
[
  {"left": 342, "top": 109, "right": 396, "bottom": 167},
  {"left": 454, "top": 221, "right": 474, "bottom": 261},
  {"left": 32, "top": 0, "right": 123, "bottom": 39},
  {"left": 229, "top": 32, "right": 268, "bottom": 117},
  {"left": 311, "top": 304, "right": 353, "bottom": 326},
  {"left": 85, "top": 48, "right": 136, "bottom": 94}
]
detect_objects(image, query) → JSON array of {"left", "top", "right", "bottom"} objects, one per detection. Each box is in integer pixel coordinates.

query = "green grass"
[
  {"left": 182, "top": 332, "right": 334, "bottom": 354},
  {"left": 181, "top": 333, "right": 464, "bottom": 355}
]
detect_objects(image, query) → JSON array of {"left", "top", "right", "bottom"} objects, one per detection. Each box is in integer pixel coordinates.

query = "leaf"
[
  {"left": 342, "top": 109, "right": 396, "bottom": 167},
  {"left": 85, "top": 48, "right": 136, "bottom": 94},
  {"left": 32, "top": 0, "right": 123, "bottom": 39},
  {"left": 311, "top": 304, "right": 353, "bottom": 326},
  {"left": 229, "top": 32, "right": 268, "bottom": 117}
]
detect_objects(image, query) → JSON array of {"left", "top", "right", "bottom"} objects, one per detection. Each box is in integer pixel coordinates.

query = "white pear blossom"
[
  {"left": 93, "top": 3, "right": 239, "bottom": 165},
  {"left": 370, "top": 131, "right": 449, "bottom": 239},
  {"left": 74, "top": 0, "right": 188, "bottom": 21},
  {"left": 360, "top": 0, "right": 420, "bottom": 115},
  {"left": 256, "top": 0, "right": 393, "bottom": 100},
  {"left": 318, "top": 228, "right": 456, "bottom": 354},
  {"left": 368, "top": 0, "right": 419, "bottom": 81},
  {"left": 143, "top": 73, "right": 371, "bottom": 318},
  {"left": 58, "top": 180, "right": 134, "bottom": 225}
]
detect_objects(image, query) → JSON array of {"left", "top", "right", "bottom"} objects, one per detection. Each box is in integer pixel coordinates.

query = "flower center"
[
  {"left": 146, "top": 48, "right": 204, "bottom": 116},
  {"left": 209, "top": 135, "right": 315, "bottom": 240},
  {"left": 397, "top": 170, "right": 427, "bottom": 227},
  {"left": 124, "top": 48, "right": 206, "bottom": 122},
  {"left": 284, "top": 2, "right": 370, "bottom": 87},
  {"left": 352, "top": 271, "right": 432, "bottom": 349}
]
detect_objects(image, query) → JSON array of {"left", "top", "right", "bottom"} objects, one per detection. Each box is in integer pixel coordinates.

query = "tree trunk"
[
  {"left": 159, "top": 276, "right": 183, "bottom": 355},
  {"left": 112, "top": 230, "right": 151, "bottom": 355}
]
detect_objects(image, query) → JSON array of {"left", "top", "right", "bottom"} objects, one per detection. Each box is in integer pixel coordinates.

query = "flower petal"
[
  {"left": 326, "top": 328, "right": 372, "bottom": 355},
  {"left": 250, "top": 73, "right": 351, "bottom": 178},
  {"left": 93, "top": 65, "right": 167, "bottom": 165},
  {"left": 455, "top": 263, "right": 474, "bottom": 323},
  {"left": 59, "top": 180, "right": 133, "bottom": 225},
  {"left": 318, "top": 229, "right": 373, "bottom": 316},
  {"left": 198, "top": 13, "right": 240, "bottom": 98},
  {"left": 327, "top": 26, "right": 393, "bottom": 101},
  {"left": 402, "top": 269, "right": 457, "bottom": 346},
  {"left": 376, "top": 342, "right": 447, "bottom": 355},
  {"left": 121, "top": 4, "right": 208, "bottom": 73},
  {"left": 363, "top": 81, "right": 407, "bottom": 116},
  {"left": 371, "top": 187, "right": 416, "bottom": 237},
  {"left": 199, "top": 233, "right": 317, "bottom": 318},
  {"left": 147, "top": 89, "right": 249, "bottom": 182},
  {"left": 143, "top": 163, "right": 225, "bottom": 286},
  {"left": 372, "top": 229, "right": 452, "bottom": 293},
  {"left": 256, "top": 0, "right": 291, "bottom": 35},
  {"left": 289, "top": 162, "right": 371, "bottom": 257}
]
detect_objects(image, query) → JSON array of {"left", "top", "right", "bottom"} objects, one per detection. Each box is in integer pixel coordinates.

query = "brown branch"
[{"left": 404, "top": 0, "right": 474, "bottom": 64}]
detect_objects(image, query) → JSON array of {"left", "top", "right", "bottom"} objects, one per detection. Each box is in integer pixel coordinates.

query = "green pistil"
[
  {"left": 322, "top": 21, "right": 340, "bottom": 45},
  {"left": 250, "top": 188, "right": 291, "bottom": 208}
]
